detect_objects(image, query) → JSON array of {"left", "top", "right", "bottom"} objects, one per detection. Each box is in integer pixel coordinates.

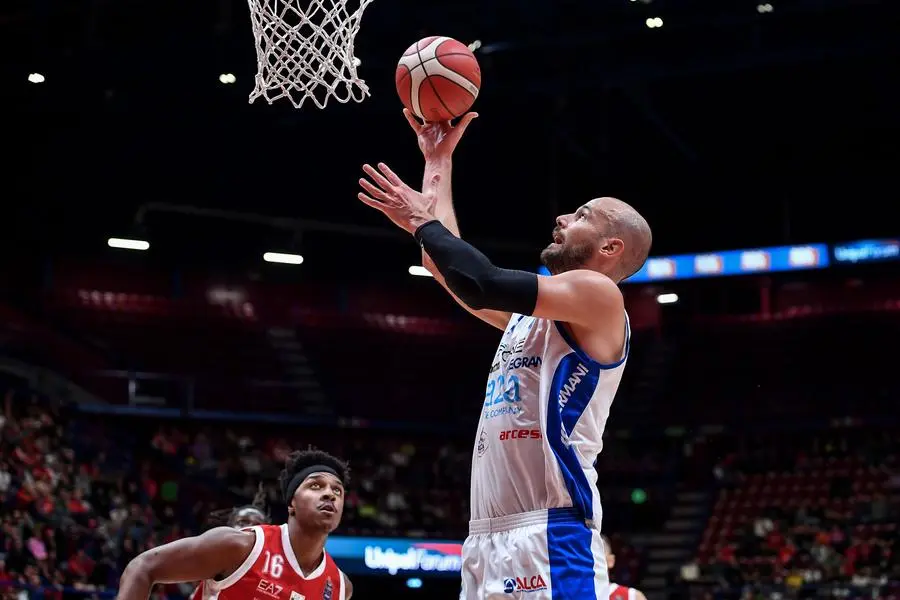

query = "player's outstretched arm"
[
  {"left": 357, "top": 163, "right": 623, "bottom": 329},
  {"left": 116, "top": 527, "right": 254, "bottom": 600},
  {"left": 402, "top": 110, "right": 510, "bottom": 331},
  {"left": 420, "top": 154, "right": 510, "bottom": 330},
  {"left": 415, "top": 221, "right": 624, "bottom": 327}
]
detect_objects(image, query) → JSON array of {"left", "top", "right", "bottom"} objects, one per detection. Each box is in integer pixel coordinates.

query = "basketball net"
[{"left": 246, "top": 0, "right": 373, "bottom": 109}]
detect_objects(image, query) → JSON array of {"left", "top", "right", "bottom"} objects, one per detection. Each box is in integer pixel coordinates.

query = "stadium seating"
[
  {"left": 685, "top": 426, "right": 899, "bottom": 598},
  {"left": 0, "top": 380, "right": 660, "bottom": 600}
]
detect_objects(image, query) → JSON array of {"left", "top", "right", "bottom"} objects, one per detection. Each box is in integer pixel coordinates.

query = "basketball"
[{"left": 395, "top": 36, "right": 481, "bottom": 122}]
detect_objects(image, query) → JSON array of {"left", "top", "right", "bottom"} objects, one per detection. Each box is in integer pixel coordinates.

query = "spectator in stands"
[{"left": 689, "top": 428, "right": 900, "bottom": 600}]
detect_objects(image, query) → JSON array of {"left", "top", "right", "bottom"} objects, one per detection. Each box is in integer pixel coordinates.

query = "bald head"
[
  {"left": 589, "top": 197, "right": 652, "bottom": 282},
  {"left": 541, "top": 197, "right": 652, "bottom": 278}
]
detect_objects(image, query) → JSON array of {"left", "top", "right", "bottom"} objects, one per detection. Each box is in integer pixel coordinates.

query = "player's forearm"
[
  {"left": 116, "top": 558, "right": 155, "bottom": 600},
  {"left": 420, "top": 159, "right": 510, "bottom": 328},
  {"left": 423, "top": 157, "right": 459, "bottom": 236},
  {"left": 415, "top": 221, "right": 538, "bottom": 315}
]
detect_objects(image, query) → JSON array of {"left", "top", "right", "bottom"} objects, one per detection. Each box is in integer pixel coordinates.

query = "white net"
[{"left": 246, "top": 0, "right": 373, "bottom": 109}]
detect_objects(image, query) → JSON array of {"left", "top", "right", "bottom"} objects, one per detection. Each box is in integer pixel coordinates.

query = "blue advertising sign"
[
  {"left": 325, "top": 536, "right": 463, "bottom": 578},
  {"left": 832, "top": 239, "right": 900, "bottom": 264},
  {"left": 623, "top": 243, "right": 830, "bottom": 283}
]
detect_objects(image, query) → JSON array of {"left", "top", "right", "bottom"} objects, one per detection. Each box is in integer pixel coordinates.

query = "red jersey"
[
  {"left": 190, "top": 582, "right": 204, "bottom": 600},
  {"left": 609, "top": 584, "right": 639, "bottom": 600},
  {"left": 202, "top": 524, "right": 346, "bottom": 600}
]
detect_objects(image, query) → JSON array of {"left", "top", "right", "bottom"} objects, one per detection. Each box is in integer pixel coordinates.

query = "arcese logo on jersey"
[
  {"left": 502, "top": 575, "right": 548, "bottom": 594},
  {"left": 499, "top": 429, "right": 541, "bottom": 441},
  {"left": 363, "top": 543, "right": 462, "bottom": 575}
]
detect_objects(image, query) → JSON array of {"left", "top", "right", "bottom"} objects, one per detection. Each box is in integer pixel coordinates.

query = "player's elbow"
[
  {"left": 444, "top": 267, "right": 493, "bottom": 310},
  {"left": 445, "top": 267, "right": 538, "bottom": 315}
]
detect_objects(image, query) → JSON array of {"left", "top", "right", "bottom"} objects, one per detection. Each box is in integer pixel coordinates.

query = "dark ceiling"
[{"left": 1, "top": 0, "right": 896, "bottom": 268}]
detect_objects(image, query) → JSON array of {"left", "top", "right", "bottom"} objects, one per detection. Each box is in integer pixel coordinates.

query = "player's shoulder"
[
  {"left": 550, "top": 269, "right": 624, "bottom": 308},
  {"left": 254, "top": 523, "right": 281, "bottom": 534},
  {"left": 250, "top": 523, "right": 285, "bottom": 547},
  {"left": 204, "top": 525, "right": 259, "bottom": 544},
  {"left": 558, "top": 269, "right": 625, "bottom": 328},
  {"left": 574, "top": 269, "right": 623, "bottom": 298},
  {"left": 610, "top": 584, "right": 646, "bottom": 600}
]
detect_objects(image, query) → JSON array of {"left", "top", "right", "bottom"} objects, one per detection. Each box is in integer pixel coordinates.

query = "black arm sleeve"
[{"left": 415, "top": 220, "right": 539, "bottom": 314}]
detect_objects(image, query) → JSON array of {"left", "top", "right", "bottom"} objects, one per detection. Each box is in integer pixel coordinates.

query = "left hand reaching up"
[{"left": 357, "top": 162, "right": 439, "bottom": 235}]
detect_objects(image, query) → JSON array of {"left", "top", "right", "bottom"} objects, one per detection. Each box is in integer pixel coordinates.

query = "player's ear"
[{"left": 599, "top": 237, "right": 624, "bottom": 258}]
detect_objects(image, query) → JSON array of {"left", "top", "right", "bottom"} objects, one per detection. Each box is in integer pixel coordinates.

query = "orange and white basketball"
[{"left": 395, "top": 36, "right": 481, "bottom": 122}]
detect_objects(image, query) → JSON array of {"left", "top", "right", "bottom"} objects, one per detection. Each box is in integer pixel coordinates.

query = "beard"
[{"left": 540, "top": 240, "right": 593, "bottom": 274}]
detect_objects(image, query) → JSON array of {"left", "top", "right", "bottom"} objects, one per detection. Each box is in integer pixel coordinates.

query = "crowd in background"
[
  {"left": 675, "top": 430, "right": 900, "bottom": 599},
  {"left": 0, "top": 384, "right": 646, "bottom": 599},
  {"left": 4, "top": 377, "right": 900, "bottom": 600}
]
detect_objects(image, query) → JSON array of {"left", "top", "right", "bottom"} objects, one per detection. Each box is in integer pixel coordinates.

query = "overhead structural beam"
[{"left": 133, "top": 202, "right": 535, "bottom": 253}]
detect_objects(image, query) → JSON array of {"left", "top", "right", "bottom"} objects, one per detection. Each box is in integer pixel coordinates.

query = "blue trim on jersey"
[
  {"left": 553, "top": 312, "right": 631, "bottom": 370},
  {"left": 559, "top": 359, "right": 602, "bottom": 437},
  {"left": 547, "top": 507, "right": 598, "bottom": 600},
  {"left": 546, "top": 352, "right": 601, "bottom": 519}
]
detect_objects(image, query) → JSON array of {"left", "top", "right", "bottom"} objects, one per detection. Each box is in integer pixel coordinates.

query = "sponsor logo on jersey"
[
  {"left": 477, "top": 429, "right": 488, "bottom": 457},
  {"left": 363, "top": 544, "right": 462, "bottom": 575},
  {"left": 483, "top": 404, "right": 523, "bottom": 420},
  {"left": 257, "top": 580, "right": 284, "bottom": 599},
  {"left": 502, "top": 575, "right": 548, "bottom": 594},
  {"left": 322, "top": 578, "right": 333, "bottom": 600},
  {"left": 490, "top": 339, "right": 531, "bottom": 375},
  {"left": 499, "top": 429, "right": 541, "bottom": 441},
  {"left": 557, "top": 362, "right": 590, "bottom": 447},
  {"left": 557, "top": 362, "right": 589, "bottom": 412},
  {"left": 289, "top": 591, "right": 305, "bottom": 600},
  {"left": 506, "top": 356, "right": 542, "bottom": 370}
]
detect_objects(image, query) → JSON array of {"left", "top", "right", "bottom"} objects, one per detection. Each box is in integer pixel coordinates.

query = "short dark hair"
[{"left": 279, "top": 448, "right": 350, "bottom": 503}]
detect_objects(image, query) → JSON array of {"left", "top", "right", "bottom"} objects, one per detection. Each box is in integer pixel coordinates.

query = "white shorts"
[{"left": 460, "top": 508, "right": 609, "bottom": 600}]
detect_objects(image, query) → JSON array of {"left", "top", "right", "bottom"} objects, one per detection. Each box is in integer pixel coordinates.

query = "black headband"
[{"left": 282, "top": 465, "right": 341, "bottom": 502}]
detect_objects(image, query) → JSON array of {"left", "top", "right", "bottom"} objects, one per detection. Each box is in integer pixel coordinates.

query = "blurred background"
[{"left": 1, "top": 0, "right": 898, "bottom": 598}]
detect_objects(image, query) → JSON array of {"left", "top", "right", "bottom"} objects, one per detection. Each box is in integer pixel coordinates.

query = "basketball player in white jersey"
[{"left": 356, "top": 109, "right": 652, "bottom": 600}]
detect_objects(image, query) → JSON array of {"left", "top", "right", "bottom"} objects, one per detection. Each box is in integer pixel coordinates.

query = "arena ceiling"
[{"left": 1, "top": 0, "right": 895, "bottom": 269}]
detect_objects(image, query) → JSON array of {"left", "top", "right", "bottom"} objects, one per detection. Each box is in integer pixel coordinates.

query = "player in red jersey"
[
  {"left": 118, "top": 449, "right": 353, "bottom": 600},
  {"left": 189, "top": 484, "right": 273, "bottom": 600},
  {"left": 602, "top": 534, "right": 647, "bottom": 600},
  {"left": 208, "top": 482, "right": 272, "bottom": 530}
]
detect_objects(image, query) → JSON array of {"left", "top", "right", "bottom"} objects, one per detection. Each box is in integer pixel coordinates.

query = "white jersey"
[{"left": 470, "top": 312, "right": 630, "bottom": 524}]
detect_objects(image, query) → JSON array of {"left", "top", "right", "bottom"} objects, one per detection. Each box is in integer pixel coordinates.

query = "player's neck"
[{"left": 286, "top": 519, "right": 328, "bottom": 575}]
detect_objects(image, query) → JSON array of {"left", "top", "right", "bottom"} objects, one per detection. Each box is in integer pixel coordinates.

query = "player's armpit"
[
  {"left": 116, "top": 527, "right": 253, "bottom": 600},
  {"left": 532, "top": 269, "right": 624, "bottom": 328}
]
